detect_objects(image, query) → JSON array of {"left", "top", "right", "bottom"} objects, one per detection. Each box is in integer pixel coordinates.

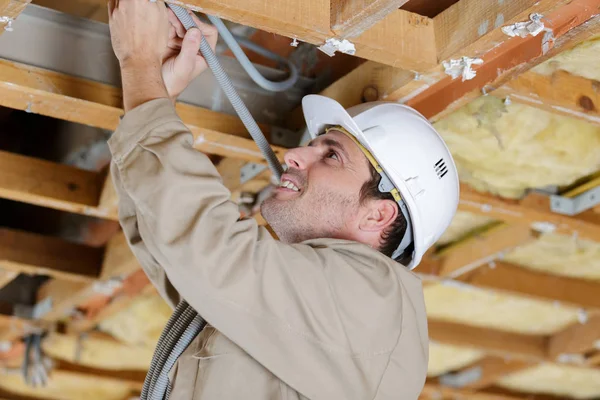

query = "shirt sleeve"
[{"left": 108, "top": 98, "right": 403, "bottom": 400}]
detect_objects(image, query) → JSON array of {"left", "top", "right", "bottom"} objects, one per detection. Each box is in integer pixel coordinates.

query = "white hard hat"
[{"left": 302, "top": 95, "right": 459, "bottom": 269}]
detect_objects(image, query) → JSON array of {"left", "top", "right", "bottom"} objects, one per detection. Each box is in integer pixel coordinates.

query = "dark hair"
[{"left": 359, "top": 164, "right": 408, "bottom": 259}]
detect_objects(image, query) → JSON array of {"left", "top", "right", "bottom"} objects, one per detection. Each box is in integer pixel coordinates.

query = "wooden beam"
[
  {"left": 421, "top": 382, "right": 545, "bottom": 400},
  {"left": 495, "top": 70, "right": 600, "bottom": 125},
  {"left": 331, "top": 0, "right": 410, "bottom": 39},
  {"left": 433, "top": 0, "right": 539, "bottom": 61},
  {"left": 459, "top": 185, "right": 600, "bottom": 242},
  {"left": 547, "top": 313, "right": 600, "bottom": 360},
  {"left": 0, "top": 150, "right": 114, "bottom": 220},
  {"left": 459, "top": 261, "right": 600, "bottom": 310},
  {"left": 0, "top": 0, "right": 31, "bottom": 33},
  {"left": 0, "top": 228, "right": 103, "bottom": 282},
  {"left": 437, "top": 223, "right": 534, "bottom": 278},
  {"left": 0, "top": 58, "right": 285, "bottom": 163},
  {"left": 428, "top": 319, "right": 548, "bottom": 361},
  {"left": 443, "top": 356, "right": 535, "bottom": 390},
  {"left": 406, "top": 0, "right": 600, "bottom": 120},
  {"left": 293, "top": 0, "right": 600, "bottom": 126}
]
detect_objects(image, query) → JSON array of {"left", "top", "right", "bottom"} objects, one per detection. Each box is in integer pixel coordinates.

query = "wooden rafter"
[
  {"left": 0, "top": 228, "right": 103, "bottom": 282},
  {"left": 495, "top": 70, "right": 600, "bottom": 125},
  {"left": 0, "top": 0, "right": 31, "bottom": 33},
  {"left": 547, "top": 313, "right": 600, "bottom": 360},
  {"left": 331, "top": 0, "right": 410, "bottom": 39},
  {"left": 0, "top": 58, "right": 285, "bottom": 163},
  {"left": 293, "top": 0, "right": 600, "bottom": 126}
]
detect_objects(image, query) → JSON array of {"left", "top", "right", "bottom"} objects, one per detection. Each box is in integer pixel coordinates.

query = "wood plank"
[
  {"left": 331, "top": 0, "right": 410, "bottom": 38},
  {"left": 293, "top": 0, "right": 595, "bottom": 126},
  {"left": 0, "top": 58, "right": 285, "bottom": 163},
  {"left": 0, "top": 0, "right": 31, "bottom": 33},
  {"left": 0, "top": 150, "right": 112, "bottom": 219},
  {"left": 453, "top": 356, "right": 535, "bottom": 390},
  {"left": 459, "top": 261, "right": 600, "bottom": 310},
  {"left": 406, "top": 0, "right": 600, "bottom": 120},
  {"left": 0, "top": 228, "right": 103, "bottom": 282},
  {"left": 547, "top": 313, "right": 600, "bottom": 360},
  {"left": 438, "top": 223, "right": 534, "bottom": 278},
  {"left": 421, "top": 382, "right": 539, "bottom": 400},
  {"left": 434, "top": 0, "right": 538, "bottom": 61},
  {"left": 36, "top": 279, "right": 91, "bottom": 322},
  {"left": 495, "top": 70, "right": 600, "bottom": 125},
  {"left": 428, "top": 319, "right": 548, "bottom": 361},
  {"left": 459, "top": 185, "right": 600, "bottom": 242}
]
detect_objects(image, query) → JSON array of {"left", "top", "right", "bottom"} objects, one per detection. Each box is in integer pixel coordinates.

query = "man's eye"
[{"left": 327, "top": 151, "right": 339, "bottom": 161}]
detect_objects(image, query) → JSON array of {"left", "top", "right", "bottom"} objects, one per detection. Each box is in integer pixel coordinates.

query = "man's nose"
[{"left": 283, "top": 147, "right": 316, "bottom": 170}]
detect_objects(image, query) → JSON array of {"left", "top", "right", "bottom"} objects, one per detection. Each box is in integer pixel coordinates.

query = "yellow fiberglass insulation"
[
  {"left": 433, "top": 96, "right": 600, "bottom": 199},
  {"left": 497, "top": 363, "right": 600, "bottom": 399},
  {"left": 98, "top": 293, "right": 172, "bottom": 347},
  {"left": 42, "top": 333, "right": 153, "bottom": 371},
  {"left": 533, "top": 35, "right": 600, "bottom": 81},
  {"left": 504, "top": 232, "right": 600, "bottom": 281},
  {"left": 436, "top": 211, "right": 497, "bottom": 245},
  {"left": 427, "top": 342, "right": 484, "bottom": 377},
  {"left": 424, "top": 282, "right": 580, "bottom": 335},
  {"left": 0, "top": 371, "right": 131, "bottom": 400}
]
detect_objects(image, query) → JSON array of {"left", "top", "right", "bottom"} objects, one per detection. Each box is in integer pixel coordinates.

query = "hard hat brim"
[{"left": 302, "top": 94, "right": 424, "bottom": 269}]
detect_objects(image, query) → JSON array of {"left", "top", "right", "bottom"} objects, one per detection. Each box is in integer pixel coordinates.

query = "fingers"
[
  {"left": 190, "top": 13, "right": 219, "bottom": 50},
  {"left": 179, "top": 28, "right": 203, "bottom": 61},
  {"left": 167, "top": 9, "right": 186, "bottom": 38}
]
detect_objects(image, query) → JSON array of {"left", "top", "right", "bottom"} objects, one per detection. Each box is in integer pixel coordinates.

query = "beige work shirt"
[{"left": 108, "top": 98, "right": 429, "bottom": 400}]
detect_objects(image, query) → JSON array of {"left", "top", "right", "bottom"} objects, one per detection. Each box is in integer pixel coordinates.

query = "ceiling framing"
[{"left": 0, "top": 0, "right": 600, "bottom": 399}]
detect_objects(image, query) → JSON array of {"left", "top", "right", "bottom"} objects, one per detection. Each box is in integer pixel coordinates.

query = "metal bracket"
[
  {"left": 240, "top": 163, "right": 268, "bottom": 184},
  {"left": 550, "top": 186, "right": 600, "bottom": 216},
  {"left": 439, "top": 366, "right": 482, "bottom": 388}
]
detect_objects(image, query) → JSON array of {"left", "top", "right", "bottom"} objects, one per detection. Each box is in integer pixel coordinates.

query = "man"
[{"left": 107, "top": 1, "right": 459, "bottom": 399}]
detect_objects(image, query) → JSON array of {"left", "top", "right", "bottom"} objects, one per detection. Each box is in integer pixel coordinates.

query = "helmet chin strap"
[{"left": 325, "top": 126, "right": 415, "bottom": 264}]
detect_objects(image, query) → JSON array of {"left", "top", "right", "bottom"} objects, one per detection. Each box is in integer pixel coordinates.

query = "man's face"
[{"left": 261, "top": 129, "right": 372, "bottom": 243}]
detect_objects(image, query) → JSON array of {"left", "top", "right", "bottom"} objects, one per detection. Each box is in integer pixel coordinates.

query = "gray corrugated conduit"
[{"left": 140, "top": 4, "right": 286, "bottom": 400}]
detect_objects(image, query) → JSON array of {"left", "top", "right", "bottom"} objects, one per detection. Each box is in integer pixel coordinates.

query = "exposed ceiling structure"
[{"left": 0, "top": 0, "right": 599, "bottom": 399}]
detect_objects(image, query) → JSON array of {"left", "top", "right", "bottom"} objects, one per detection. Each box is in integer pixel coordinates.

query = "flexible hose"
[
  {"left": 168, "top": 4, "right": 284, "bottom": 181},
  {"left": 140, "top": 298, "right": 187, "bottom": 399},
  {"left": 207, "top": 15, "right": 299, "bottom": 92},
  {"left": 144, "top": 304, "right": 199, "bottom": 400},
  {"left": 150, "top": 314, "right": 206, "bottom": 400}
]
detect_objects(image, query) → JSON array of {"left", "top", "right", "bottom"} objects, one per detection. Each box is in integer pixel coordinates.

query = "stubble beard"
[{"left": 261, "top": 186, "right": 358, "bottom": 244}]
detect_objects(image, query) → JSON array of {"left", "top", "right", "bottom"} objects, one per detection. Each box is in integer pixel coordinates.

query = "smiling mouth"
[{"left": 278, "top": 179, "right": 300, "bottom": 192}]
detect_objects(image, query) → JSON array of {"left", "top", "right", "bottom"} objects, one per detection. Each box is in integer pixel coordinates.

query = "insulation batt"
[
  {"left": 504, "top": 232, "right": 600, "bottom": 281},
  {"left": 424, "top": 282, "right": 580, "bottom": 335},
  {"left": 498, "top": 363, "right": 600, "bottom": 399},
  {"left": 433, "top": 96, "right": 600, "bottom": 199},
  {"left": 427, "top": 342, "right": 484, "bottom": 377},
  {"left": 533, "top": 35, "right": 600, "bottom": 80}
]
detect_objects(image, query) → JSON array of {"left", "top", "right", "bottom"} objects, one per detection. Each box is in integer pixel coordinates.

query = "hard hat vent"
[{"left": 435, "top": 158, "right": 449, "bottom": 179}]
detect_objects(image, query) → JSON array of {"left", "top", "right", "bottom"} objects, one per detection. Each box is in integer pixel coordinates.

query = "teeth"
[{"left": 279, "top": 180, "right": 299, "bottom": 192}]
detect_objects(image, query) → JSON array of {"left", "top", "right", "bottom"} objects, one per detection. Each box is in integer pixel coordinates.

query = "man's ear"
[{"left": 359, "top": 199, "right": 398, "bottom": 232}]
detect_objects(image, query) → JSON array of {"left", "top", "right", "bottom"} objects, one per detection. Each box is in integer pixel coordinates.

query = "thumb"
[{"left": 177, "top": 28, "right": 203, "bottom": 67}]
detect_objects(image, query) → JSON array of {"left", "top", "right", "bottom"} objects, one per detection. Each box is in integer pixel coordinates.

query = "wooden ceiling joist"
[
  {"left": 456, "top": 261, "right": 600, "bottom": 310},
  {"left": 298, "top": 0, "right": 600, "bottom": 125},
  {"left": 0, "top": 0, "right": 31, "bottom": 32},
  {"left": 0, "top": 58, "right": 285, "bottom": 163},
  {"left": 547, "top": 313, "right": 600, "bottom": 360},
  {"left": 0, "top": 150, "right": 115, "bottom": 220},
  {"left": 428, "top": 319, "right": 547, "bottom": 361},
  {"left": 0, "top": 228, "right": 103, "bottom": 282},
  {"left": 496, "top": 70, "right": 600, "bottom": 125}
]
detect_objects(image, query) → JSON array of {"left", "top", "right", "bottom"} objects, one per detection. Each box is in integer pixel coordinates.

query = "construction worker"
[{"left": 107, "top": 0, "right": 459, "bottom": 399}]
